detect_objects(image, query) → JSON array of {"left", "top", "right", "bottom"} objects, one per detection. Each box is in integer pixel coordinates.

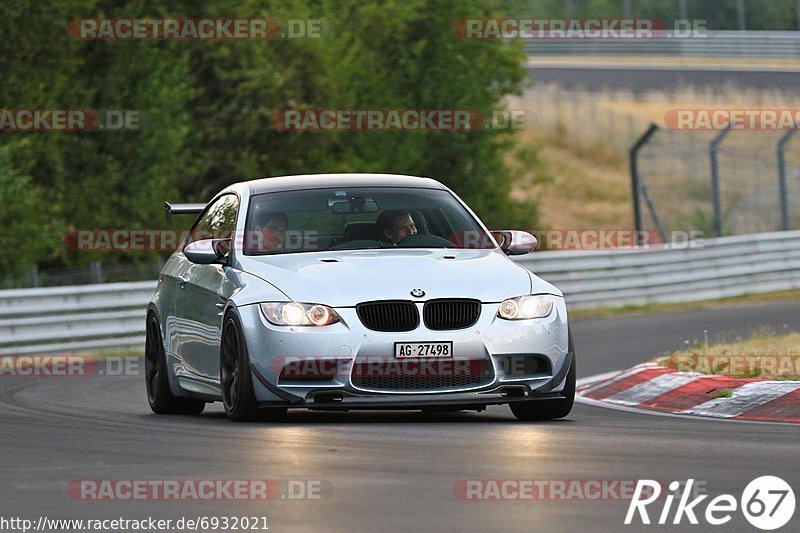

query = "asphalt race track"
[
  {"left": 526, "top": 62, "right": 800, "bottom": 92},
  {"left": 2, "top": 301, "right": 799, "bottom": 532}
]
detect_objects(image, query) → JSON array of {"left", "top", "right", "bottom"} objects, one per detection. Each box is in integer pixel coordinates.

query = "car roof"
[{"left": 244, "top": 173, "right": 447, "bottom": 194}]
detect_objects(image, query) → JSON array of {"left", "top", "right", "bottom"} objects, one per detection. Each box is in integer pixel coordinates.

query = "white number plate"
[{"left": 394, "top": 341, "right": 453, "bottom": 358}]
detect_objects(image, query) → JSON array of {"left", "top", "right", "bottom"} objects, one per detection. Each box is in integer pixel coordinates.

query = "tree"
[
  {"left": 181, "top": 0, "right": 533, "bottom": 227},
  {"left": 0, "top": 142, "right": 64, "bottom": 281}
]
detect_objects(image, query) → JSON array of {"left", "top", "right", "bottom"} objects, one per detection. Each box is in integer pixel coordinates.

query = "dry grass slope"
[{"left": 509, "top": 84, "right": 800, "bottom": 232}]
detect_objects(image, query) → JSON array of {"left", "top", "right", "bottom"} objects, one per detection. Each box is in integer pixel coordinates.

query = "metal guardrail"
[
  {"left": 2, "top": 230, "right": 799, "bottom": 355},
  {"left": 516, "top": 230, "right": 800, "bottom": 308},
  {"left": 524, "top": 31, "right": 800, "bottom": 58},
  {"left": 0, "top": 281, "right": 156, "bottom": 356}
]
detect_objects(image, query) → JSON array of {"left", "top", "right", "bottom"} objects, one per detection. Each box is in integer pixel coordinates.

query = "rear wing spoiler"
[{"left": 164, "top": 202, "right": 207, "bottom": 223}]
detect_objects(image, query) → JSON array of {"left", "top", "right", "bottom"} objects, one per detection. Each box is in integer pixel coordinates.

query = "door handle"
[{"left": 178, "top": 275, "right": 189, "bottom": 288}]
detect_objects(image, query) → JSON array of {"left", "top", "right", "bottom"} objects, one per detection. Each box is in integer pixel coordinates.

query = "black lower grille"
[
  {"left": 351, "top": 359, "right": 493, "bottom": 391},
  {"left": 423, "top": 299, "right": 481, "bottom": 330},
  {"left": 356, "top": 300, "right": 419, "bottom": 332},
  {"left": 495, "top": 355, "right": 551, "bottom": 377}
]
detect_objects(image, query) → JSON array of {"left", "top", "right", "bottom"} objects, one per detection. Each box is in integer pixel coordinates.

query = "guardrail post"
[
  {"left": 27, "top": 267, "right": 39, "bottom": 288},
  {"left": 777, "top": 128, "right": 797, "bottom": 231},
  {"left": 630, "top": 123, "right": 659, "bottom": 245},
  {"left": 709, "top": 128, "right": 731, "bottom": 237},
  {"left": 89, "top": 262, "right": 104, "bottom": 284}
]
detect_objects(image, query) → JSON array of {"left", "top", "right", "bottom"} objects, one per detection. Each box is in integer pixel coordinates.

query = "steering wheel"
[
  {"left": 328, "top": 239, "right": 382, "bottom": 250},
  {"left": 396, "top": 233, "right": 456, "bottom": 248}
]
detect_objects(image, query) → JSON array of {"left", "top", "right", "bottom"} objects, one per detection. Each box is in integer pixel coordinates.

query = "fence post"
[
  {"left": 571, "top": 93, "right": 580, "bottom": 141},
  {"left": 777, "top": 128, "right": 797, "bottom": 231},
  {"left": 630, "top": 123, "right": 659, "bottom": 244},
  {"left": 709, "top": 128, "right": 731, "bottom": 237}
]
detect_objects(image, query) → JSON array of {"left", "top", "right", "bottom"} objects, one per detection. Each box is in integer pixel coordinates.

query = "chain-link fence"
[{"left": 633, "top": 126, "right": 800, "bottom": 239}]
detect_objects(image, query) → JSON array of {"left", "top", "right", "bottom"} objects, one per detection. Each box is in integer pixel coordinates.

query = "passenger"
[{"left": 377, "top": 210, "right": 417, "bottom": 245}]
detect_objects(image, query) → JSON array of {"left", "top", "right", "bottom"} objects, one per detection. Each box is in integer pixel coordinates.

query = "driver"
[
  {"left": 377, "top": 210, "right": 417, "bottom": 245},
  {"left": 248, "top": 211, "right": 288, "bottom": 252}
]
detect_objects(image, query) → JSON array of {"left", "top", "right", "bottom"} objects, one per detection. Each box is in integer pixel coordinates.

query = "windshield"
[{"left": 243, "top": 187, "right": 496, "bottom": 255}]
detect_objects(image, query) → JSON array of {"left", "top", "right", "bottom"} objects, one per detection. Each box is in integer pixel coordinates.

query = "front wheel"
[
  {"left": 220, "top": 312, "right": 287, "bottom": 422},
  {"left": 510, "top": 335, "right": 575, "bottom": 421},
  {"left": 144, "top": 314, "right": 205, "bottom": 415}
]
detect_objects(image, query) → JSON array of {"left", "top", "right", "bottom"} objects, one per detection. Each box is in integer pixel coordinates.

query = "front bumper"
[{"left": 237, "top": 297, "right": 570, "bottom": 407}]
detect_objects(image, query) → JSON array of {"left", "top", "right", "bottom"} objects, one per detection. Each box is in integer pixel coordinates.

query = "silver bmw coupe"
[{"left": 145, "top": 173, "right": 574, "bottom": 422}]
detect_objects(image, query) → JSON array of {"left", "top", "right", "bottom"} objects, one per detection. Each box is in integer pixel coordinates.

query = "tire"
[
  {"left": 220, "top": 312, "right": 287, "bottom": 422},
  {"left": 510, "top": 334, "right": 576, "bottom": 421},
  {"left": 145, "top": 314, "right": 205, "bottom": 415}
]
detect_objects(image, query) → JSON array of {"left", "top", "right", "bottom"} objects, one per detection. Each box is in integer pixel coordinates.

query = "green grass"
[{"left": 658, "top": 327, "right": 800, "bottom": 380}]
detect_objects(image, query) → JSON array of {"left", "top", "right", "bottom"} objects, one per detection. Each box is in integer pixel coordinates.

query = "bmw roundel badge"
[{"left": 410, "top": 288, "right": 425, "bottom": 298}]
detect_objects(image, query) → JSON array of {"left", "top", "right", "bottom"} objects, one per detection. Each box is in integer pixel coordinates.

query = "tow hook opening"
[
  {"left": 500, "top": 386, "right": 527, "bottom": 398},
  {"left": 313, "top": 392, "right": 344, "bottom": 404}
]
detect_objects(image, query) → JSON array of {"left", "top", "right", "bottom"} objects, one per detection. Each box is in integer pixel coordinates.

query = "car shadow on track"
[{"left": 138, "top": 407, "right": 575, "bottom": 425}]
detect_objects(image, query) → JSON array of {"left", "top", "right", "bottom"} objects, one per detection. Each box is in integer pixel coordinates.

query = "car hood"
[{"left": 237, "top": 249, "right": 556, "bottom": 307}]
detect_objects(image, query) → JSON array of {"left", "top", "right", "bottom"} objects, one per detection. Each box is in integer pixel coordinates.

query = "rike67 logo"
[{"left": 626, "top": 477, "right": 795, "bottom": 530}]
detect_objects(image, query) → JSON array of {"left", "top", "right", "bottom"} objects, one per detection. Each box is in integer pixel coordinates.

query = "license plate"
[{"left": 394, "top": 341, "right": 453, "bottom": 358}]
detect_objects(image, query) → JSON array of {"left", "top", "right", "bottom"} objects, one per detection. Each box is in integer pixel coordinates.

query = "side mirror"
[
  {"left": 491, "top": 230, "right": 537, "bottom": 255},
  {"left": 183, "top": 238, "right": 230, "bottom": 264}
]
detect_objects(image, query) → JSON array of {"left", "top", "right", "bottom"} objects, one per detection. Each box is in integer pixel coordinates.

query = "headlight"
[
  {"left": 497, "top": 295, "right": 554, "bottom": 320},
  {"left": 260, "top": 302, "right": 341, "bottom": 326}
]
